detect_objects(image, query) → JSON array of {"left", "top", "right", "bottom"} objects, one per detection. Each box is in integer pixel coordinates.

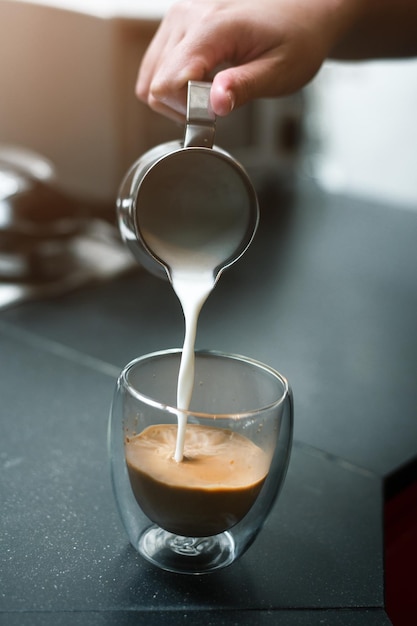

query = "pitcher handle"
[{"left": 184, "top": 81, "right": 216, "bottom": 149}]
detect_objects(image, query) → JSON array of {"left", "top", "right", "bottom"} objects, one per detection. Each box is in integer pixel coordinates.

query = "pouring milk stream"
[{"left": 117, "top": 81, "right": 259, "bottom": 462}]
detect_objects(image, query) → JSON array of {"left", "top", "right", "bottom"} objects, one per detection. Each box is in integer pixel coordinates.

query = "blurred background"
[
  {"left": 1, "top": 0, "right": 417, "bottom": 207},
  {"left": 0, "top": 0, "right": 305, "bottom": 206},
  {"left": 1, "top": 0, "right": 416, "bottom": 302},
  {"left": 307, "top": 58, "right": 417, "bottom": 210}
]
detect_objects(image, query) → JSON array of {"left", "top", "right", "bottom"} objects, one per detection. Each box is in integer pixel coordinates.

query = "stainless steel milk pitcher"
[{"left": 116, "top": 81, "right": 259, "bottom": 281}]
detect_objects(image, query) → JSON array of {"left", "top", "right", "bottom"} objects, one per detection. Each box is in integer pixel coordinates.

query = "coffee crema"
[{"left": 125, "top": 423, "right": 269, "bottom": 537}]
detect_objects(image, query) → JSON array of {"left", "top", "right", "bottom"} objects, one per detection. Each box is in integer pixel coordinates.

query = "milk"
[
  {"left": 143, "top": 222, "right": 245, "bottom": 462},
  {"left": 171, "top": 270, "right": 215, "bottom": 462}
]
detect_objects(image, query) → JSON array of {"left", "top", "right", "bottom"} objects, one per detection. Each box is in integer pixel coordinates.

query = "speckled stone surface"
[{"left": 2, "top": 181, "right": 416, "bottom": 624}]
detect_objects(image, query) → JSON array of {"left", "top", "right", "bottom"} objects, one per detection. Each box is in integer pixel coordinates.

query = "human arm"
[{"left": 331, "top": 0, "right": 417, "bottom": 60}]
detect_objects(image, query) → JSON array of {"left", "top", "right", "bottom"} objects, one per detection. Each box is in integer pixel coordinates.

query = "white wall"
[{"left": 306, "top": 59, "right": 417, "bottom": 210}]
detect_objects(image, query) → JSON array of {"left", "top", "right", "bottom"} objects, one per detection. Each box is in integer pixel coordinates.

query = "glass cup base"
[{"left": 138, "top": 525, "right": 236, "bottom": 575}]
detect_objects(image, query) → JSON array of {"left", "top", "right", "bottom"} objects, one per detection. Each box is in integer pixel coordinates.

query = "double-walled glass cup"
[{"left": 108, "top": 349, "right": 293, "bottom": 575}]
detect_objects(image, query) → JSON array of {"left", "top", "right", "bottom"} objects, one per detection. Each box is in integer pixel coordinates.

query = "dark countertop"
[{"left": 1, "top": 179, "right": 416, "bottom": 625}]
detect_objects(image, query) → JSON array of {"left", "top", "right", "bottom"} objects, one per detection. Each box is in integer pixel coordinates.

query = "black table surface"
[{"left": 1, "top": 179, "right": 416, "bottom": 625}]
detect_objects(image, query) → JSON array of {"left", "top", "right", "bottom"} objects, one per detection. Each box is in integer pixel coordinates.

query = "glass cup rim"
[{"left": 119, "top": 348, "right": 290, "bottom": 420}]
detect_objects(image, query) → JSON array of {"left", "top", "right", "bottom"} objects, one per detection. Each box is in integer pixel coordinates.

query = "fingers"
[
  {"left": 136, "top": 1, "right": 247, "bottom": 119},
  {"left": 135, "top": 0, "right": 330, "bottom": 120},
  {"left": 136, "top": 19, "right": 186, "bottom": 118},
  {"left": 136, "top": 1, "right": 212, "bottom": 120}
]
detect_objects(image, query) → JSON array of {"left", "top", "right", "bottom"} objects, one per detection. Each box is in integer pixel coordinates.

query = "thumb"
[
  {"left": 210, "top": 50, "right": 322, "bottom": 116},
  {"left": 210, "top": 59, "right": 282, "bottom": 116}
]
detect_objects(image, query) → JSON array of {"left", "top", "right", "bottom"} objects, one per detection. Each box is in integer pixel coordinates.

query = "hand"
[{"left": 136, "top": 0, "right": 360, "bottom": 121}]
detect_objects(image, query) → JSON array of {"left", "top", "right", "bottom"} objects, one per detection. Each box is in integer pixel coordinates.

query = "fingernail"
[
  {"left": 227, "top": 90, "right": 236, "bottom": 112},
  {"left": 215, "top": 88, "right": 235, "bottom": 116}
]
